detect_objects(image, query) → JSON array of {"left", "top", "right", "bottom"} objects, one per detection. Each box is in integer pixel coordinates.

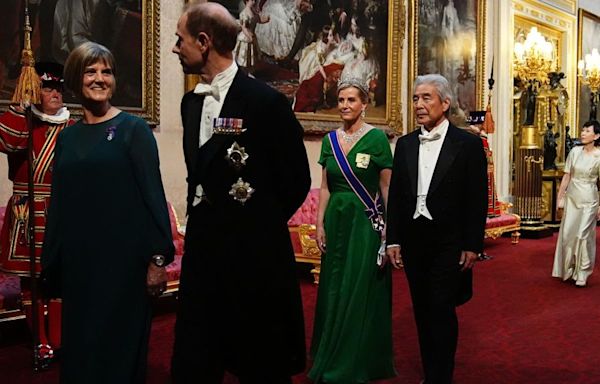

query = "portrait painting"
[
  {"left": 409, "top": 0, "right": 485, "bottom": 128},
  {"left": 0, "top": 0, "right": 159, "bottom": 123},
  {"left": 577, "top": 9, "right": 600, "bottom": 130},
  {"left": 202, "top": 0, "right": 403, "bottom": 132}
]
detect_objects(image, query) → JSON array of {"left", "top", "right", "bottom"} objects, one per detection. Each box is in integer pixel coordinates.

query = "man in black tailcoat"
[
  {"left": 386, "top": 74, "right": 487, "bottom": 384},
  {"left": 170, "top": 3, "right": 311, "bottom": 384}
]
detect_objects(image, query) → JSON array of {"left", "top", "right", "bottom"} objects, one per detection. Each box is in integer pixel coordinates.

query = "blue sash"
[{"left": 328, "top": 131, "right": 385, "bottom": 233}]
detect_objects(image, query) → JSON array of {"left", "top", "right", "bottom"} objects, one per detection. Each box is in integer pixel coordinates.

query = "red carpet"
[{"left": 1, "top": 230, "right": 600, "bottom": 383}]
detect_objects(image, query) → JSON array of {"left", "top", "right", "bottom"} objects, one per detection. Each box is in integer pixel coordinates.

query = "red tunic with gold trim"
[
  {"left": 0, "top": 105, "right": 73, "bottom": 276},
  {"left": 480, "top": 133, "right": 501, "bottom": 218}
]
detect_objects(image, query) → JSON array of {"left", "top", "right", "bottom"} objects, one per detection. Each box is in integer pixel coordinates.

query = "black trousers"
[
  {"left": 171, "top": 266, "right": 295, "bottom": 384},
  {"left": 402, "top": 216, "right": 463, "bottom": 384},
  {"left": 171, "top": 205, "right": 295, "bottom": 384}
]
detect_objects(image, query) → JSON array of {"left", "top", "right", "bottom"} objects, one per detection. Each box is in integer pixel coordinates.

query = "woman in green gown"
[
  {"left": 41, "top": 42, "right": 174, "bottom": 383},
  {"left": 309, "top": 77, "right": 396, "bottom": 383}
]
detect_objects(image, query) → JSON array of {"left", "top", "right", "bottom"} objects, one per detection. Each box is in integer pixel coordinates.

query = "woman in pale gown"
[
  {"left": 254, "top": 0, "right": 312, "bottom": 60},
  {"left": 294, "top": 26, "right": 341, "bottom": 112},
  {"left": 553, "top": 120, "right": 600, "bottom": 287},
  {"left": 340, "top": 41, "right": 379, "bottom": 93},
  {"left": 340, "top": 39, "right": 380, "bottom": 107},
  {"left": 440, "top": 0, "right": 461, "bottom": 84},
  {"left": 297, "top": 25, "right": 337, "bottom": 83},
  {"left": 331, "top": 16, "right": 364, "bottom": 65},
  {"left": 234, "top": 0, "right": 270, "bottom": 72}
]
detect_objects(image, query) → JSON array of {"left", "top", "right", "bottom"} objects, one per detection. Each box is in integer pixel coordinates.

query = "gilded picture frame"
[
  {"left": 576, "top": 8, "right": 600, "bottom": 131},
  {"left": 185, "top": 0, "right": 405, "bottom": 134},
  {"left": 408, "top": 0, "right": 486, "bottom": 130},
  {"left": 0, "top": 0, "right": 160, "bottom": 125}
]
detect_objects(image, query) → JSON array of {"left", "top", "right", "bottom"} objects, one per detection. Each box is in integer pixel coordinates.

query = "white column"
[{"left": 490, "top": 0, "right": 514, "bottom": 203}]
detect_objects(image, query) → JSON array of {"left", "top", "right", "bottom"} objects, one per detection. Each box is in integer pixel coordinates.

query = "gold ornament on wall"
[
  {"left": 578, "top": 48, "right": 600, "bottom": 121},
  {"left": 513, "top": 27, "right": 556, "bottom": 93}
]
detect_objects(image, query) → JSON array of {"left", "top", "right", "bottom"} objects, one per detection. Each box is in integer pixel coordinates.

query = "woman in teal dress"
[
  {"left": 309, "top": 76, "right": 396, "bottom": 383},
  {"left": 41, "top": 42, "right": 174, "bottom": 383}
]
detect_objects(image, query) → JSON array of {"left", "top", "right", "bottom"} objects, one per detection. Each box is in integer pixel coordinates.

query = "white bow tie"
[
  {"left": 194, "top": 83, "right": 220, "bottom": 101},
  {"left": 418, "top": 131, "right": 442, "bottom": 143}
]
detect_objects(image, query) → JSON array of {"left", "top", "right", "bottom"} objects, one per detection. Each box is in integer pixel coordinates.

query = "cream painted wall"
[
  {"left": 156, "top": 0, "right": 187, "bottom": 220},
  {"left": 305, "top": 136, "right": 326, "bottom": 188},
  {"left": 580, "top": 0, "right": 600, "bottom": 16}
]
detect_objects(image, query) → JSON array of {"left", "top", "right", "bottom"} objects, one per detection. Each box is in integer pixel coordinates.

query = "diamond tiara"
[{"left": 337, "top": 75, "right": 369, "bottom": 96}]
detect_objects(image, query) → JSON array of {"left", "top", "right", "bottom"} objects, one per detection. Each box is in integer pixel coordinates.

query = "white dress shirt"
[
  {"left": 192, "top": 61, "right": 238, "bottom": 206},
  {"left": 413, "top": 119, "right": 449, "bottom": 220}
]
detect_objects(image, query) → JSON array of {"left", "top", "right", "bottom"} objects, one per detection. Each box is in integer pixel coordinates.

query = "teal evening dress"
[
  {"left": 42, "top": 112, "right": 174, "bottom": 383},
  {"left": 309, "top": 128, "right": 396, "bottom": 383}
]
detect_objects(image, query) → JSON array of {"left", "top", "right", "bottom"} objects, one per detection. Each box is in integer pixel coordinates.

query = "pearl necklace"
[{"left": 340, "top": 124, "right": 367, "bottom": 144}]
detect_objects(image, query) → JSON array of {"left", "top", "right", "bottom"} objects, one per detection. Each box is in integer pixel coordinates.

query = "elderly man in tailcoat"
[{"left": 386, "top": 74, "right": 487, "bottom": 384}]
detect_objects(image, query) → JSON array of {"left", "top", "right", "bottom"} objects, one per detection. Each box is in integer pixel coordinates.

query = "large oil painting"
[
  {"left": 194, "top": 0, "right": 404, "bottom": 132},
  {"left": 577, "top": 9, "right": 600, "bottom": 130},
  {"left": 0, "top": 0, "right": 159, "bottom": 123},
  {"left": 409, "top": 0, "right": 485, "bottom": 128}
]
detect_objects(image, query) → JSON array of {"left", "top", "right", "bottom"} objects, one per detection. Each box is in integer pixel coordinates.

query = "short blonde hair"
[{"left": 64, "top": 42, "right": 116, "bottom": 99}]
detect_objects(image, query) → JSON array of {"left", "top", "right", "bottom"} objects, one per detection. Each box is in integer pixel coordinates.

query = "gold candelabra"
[
  {"left": 578, "top": 48, "right": 600, "bottom": 121},
  {"left": 511, "top": 27, "right": 555, "bottom": 237},
  {"left": 513, "top": 27, "right": 555, "bottom": 91},
  {"left": 578, "top": 48, "right": 600, "bottom": 93}
]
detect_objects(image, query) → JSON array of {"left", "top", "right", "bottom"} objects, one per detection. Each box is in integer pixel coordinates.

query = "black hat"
[
  {"left": 466, "top": 111, "right": 486, "bottom": 125},
  {"left": 34, "top": 62, "right": 64, "bottom": 85}
]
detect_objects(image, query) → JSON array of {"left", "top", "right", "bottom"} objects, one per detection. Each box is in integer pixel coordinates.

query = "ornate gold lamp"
[
  {"left": 578, "top": 48, "right": 600, "bottom": 121},
  {"left": 514, "top": 28, "right": 554, "bottom": 88},
  {"left": 512, "top": 27, "right": 554, "bottom": 237}
]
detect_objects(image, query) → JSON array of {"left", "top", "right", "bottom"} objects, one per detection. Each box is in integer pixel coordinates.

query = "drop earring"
[{"left": 361, "top": 109, "right": 366, "bottom": 118}]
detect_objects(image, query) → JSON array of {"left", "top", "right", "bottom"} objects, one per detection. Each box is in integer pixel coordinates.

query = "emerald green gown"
[
  {"left": 309, "top": 128, "right": 396, "bottom": 383},
  {"left": 42, "top": 112, "right": 174, "bottom": 383}
]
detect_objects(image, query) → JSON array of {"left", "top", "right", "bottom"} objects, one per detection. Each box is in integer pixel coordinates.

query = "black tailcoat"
[
  {"left": 172, "top": 70, "right": 311, "bottom": 380},
  {"left": 386, "top": 124, "right": 487, "bottom": 383}
]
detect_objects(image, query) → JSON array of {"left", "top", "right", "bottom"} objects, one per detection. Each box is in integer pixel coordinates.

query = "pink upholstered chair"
[
  {"left": 0, "top": 206, "right": 23, "bottom": 321},
  {"left": 484, "top": 202, "right": 521, "bottom": 244}
]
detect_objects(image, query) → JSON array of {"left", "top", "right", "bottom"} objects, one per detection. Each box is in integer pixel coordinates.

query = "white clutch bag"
[{"left": 376, "top": 240, "right": 386, "bottom": 266}]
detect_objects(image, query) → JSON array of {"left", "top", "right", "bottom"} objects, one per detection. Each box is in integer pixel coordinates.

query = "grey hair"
[{"left": 414, "top": 74, "right": 454, "bottom": 114}]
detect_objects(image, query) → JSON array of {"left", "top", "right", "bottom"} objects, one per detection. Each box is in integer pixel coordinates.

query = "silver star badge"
[
  {"left": 225, "top": 141, "right": 249, "bottom": 169},
  {"left": 229, "top": 177, "right": 254, "bottom": 204}
]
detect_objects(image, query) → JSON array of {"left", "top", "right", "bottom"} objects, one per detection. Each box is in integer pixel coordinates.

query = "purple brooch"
[{"left": 106, "top": 126, "right": 116, "bottom": 141}]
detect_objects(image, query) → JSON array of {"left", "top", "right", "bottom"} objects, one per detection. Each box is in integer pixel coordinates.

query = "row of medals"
[{"left": 213, "top": 118, "right": 254, "bottom": 205}]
